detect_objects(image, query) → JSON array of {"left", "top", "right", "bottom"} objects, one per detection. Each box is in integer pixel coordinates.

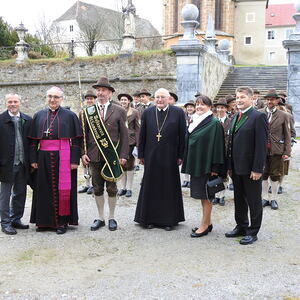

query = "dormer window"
[{"left": 70, "top": 25, "right": 74, "bottom": 32}]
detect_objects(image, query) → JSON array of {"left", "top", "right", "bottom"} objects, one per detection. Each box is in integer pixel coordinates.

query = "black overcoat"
[
  {"left": 0, "top": 110, "right": 32, "bottom": 183},
  {"left": 134, "top": 105, "right": 186, "bottom": 227}
]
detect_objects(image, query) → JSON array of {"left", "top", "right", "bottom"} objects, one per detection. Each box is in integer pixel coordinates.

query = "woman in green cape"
[{"left": 182, "top": 95, "right": 226, "bottom": 238}]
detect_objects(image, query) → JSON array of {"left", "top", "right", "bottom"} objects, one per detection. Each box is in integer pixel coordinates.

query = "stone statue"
[{"left": 122, "top": 0, "right": 136, "bottom": 37}]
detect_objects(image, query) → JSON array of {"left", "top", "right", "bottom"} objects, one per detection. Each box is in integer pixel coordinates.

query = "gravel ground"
[{"left": 0, "top": 144, "right": 299, "bottom": 300}]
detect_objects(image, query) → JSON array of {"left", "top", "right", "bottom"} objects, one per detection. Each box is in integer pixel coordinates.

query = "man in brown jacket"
[
  {"left": 81, "top": 77, "right": 129, "bottom": 231},
  {"left": 259, "top": 89, "right": 291, "bottom": 210}
]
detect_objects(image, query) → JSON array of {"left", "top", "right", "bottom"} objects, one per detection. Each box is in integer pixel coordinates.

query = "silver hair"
[
  {"left": 5, "top": 93, "right": 21, "bottom": 101},
  {"left": 154, "top": 88, "right": 170, "bottom": 97},
  {"left": 46, "top": 86, "right": 64, "bottom": 97}
]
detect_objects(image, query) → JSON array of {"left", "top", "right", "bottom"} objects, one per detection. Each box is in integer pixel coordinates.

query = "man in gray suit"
[{"left": 0, "top": 94, "right": 32, "bottom": 235}]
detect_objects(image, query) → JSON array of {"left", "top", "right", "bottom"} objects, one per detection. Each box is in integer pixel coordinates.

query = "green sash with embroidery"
[{"left": 85, "top": 104, "right": 123, "bottom": 182}]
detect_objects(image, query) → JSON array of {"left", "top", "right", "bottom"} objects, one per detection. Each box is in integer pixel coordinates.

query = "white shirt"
[
  {"left": 97, "top": 101, "right": 110, "bottom": 119},
  {"left": 219, "top": 115, "right": 227, "bottom": 123},
  {"left": 240, "top": 105, "right": 252, "bottom": 114},
  {"left": 266, "top": 107, "right": 276, "bottom": 123},
  {"left": 188, "top": 110, "right": 213, "bottom": 133},
  {"left": 8, "top": 111, "right": 20, "bottom": 118}
]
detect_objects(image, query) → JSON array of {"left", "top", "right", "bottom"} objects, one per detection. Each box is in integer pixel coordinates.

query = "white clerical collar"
[
  {"left": 157, "top": 105, "right": 169, "bottom": 112},
  {"left": 8, "top": 111, "right": 20, "bottom": 118}
]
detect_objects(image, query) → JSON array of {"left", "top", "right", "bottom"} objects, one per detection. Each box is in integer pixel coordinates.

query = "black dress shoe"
[
  {"left": 225, "top": 227, "right": 246, "bottom": 238},
  {"left": 192, "top": 224, "right": 213, "bottom": 233},
  {"left": 219, "top": 197, "right": 225, "bottom": 206},
  {"left": 90, "top": 219, "right": 105, "bottom": 231},
  {"left": 117, "top": 189, "right": 127, "bottom": 196},
  {"left": 78, "top": 186, "right": 89, "bottom": 193},
  {"left": 190, "top": 227, "right": 210, "bottom": 238},
  {"left": 86, "top": 186, "right": 94, "bottom": 195},
  {"left": 11, "top": 221, "right": 29, "bottom": 229},
  {"left": 262, "top": 199, "right": 270, "bottom": 207},
  {"left": 277, "top": 186, "right": 283, "bottom": 194},
  {"left": 125, "top": 190, "right": 132, "bottom": 197},
  {"left": 36, "top": 227, "right": 55, "bottom": 232},
  {"left": 228, "top": 183, "right": 234, "bottom": 191},
  {"left": 145, "top": 224, "right": 155, "bottom": 229},
  {"left": 164, "top": 226, "right": 173, "bottom": 231},
  {"left": 212, "top": 198, "right": 219, "bottom": 205},
  {"left": 1, "top": 225, "right": 17, "bottom": 235},
  {"left": 108, "top": 219, "right": 117, "bottom": 231},
  {"left": 239, "top": 235, "right": 257, "bottom": 245},
  {"left": 186, "top": 182, "right": 190, "bottom": 188},
  {"left": 56, "top": 226, "right": 67, "bottom": 235},
  {"left": 270, "top": 200, "right": 279, "bottom": 210}
]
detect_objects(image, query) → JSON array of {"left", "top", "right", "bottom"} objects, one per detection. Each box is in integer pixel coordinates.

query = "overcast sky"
[
  {"left": 1, "top": 0, "right": 163, "bottom": 34},
  {"left": 0, "top": 0, "right": 296, "bottom": 36}
]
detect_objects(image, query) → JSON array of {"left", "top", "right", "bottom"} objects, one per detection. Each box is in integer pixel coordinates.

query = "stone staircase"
[{"left": 216, "top": 66, "right": 288, "bottom": 99}]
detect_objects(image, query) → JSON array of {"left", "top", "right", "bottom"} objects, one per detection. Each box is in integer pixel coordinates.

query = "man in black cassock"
[
  {"left": 28, "top": 87, "right": 82, "bottom": 234},
  {"left": 134, "top": 88, "right": 186, "bottom": 231}
]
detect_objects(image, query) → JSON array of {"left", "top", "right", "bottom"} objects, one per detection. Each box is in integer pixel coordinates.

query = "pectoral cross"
[
  {"left": 156, "top": 132, "right": 162, "bottom": 142},
  {"left": 44, "top": 128, "right": 50, "bottom": 137}
]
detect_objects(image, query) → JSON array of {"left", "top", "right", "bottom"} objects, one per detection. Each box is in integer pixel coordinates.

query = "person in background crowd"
[
  {"left": 225, "top": 94, "right": 237, "bottom": 119},
  {"left": 117, "top": 93, "right": 140, "bottom": 198},
  {"left": 259, "top": 89, "right": 291, "bottom": 210},
  {"left": 138, "top": 89, "right": 153, "bottom": 115},
  {"left": 252, "top": 89, "right": 265, "bottom": 109},
  {"left": 182, "top": 100, "right": 196, "bottom": 188},
  {"left": 0, "top": 94, "right": 32, "bottom": 235},
  {"left": 78, "top": 90, "right": 97, "bottom": 195},
  {"left": 169, "top": 92, "right": 178, "bottom": 105},
  {"left": 212, "top": 98, "right": 231, "bottom": 206}
]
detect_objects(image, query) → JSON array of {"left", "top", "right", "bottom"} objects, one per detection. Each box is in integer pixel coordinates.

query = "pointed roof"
[{"left": 54, "top": 1, "right": 159, "bottom": 38}]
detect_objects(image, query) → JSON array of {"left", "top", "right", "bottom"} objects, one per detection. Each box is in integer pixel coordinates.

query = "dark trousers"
[
  {"left": 232, "top": 171, "right": 263, "bottom": 236},
  {"left": 0, "top": 164, "right": 27, "bottom": 227},
  {"left": 89, "top": 161, "right": 118, "bottom": 197}
]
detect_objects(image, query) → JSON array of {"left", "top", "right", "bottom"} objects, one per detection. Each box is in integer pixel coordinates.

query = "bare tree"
[{"left": 77, "top": 16, "right": 106, "bottom": 56}]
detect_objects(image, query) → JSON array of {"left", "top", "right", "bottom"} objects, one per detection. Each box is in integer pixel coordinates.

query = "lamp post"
[{"left": 15, "top": 22, "right": 29, "bottom": 64}]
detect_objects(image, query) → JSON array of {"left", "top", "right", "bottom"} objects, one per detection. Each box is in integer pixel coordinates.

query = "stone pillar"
[
  {"left": 15, "top": 23, "right": 29, "bottom": 64},
  {"left": 217, "top": 39, "right": 231, "bottom": 65},
  {"left": 171, "top": 4, "right": 207, "bottom": 104},
  {"left": 204, "top": 14, "right": 217, "bottom": 55},
  {"left": 283, "top": 0, "right": 300, "bottom": 135}
]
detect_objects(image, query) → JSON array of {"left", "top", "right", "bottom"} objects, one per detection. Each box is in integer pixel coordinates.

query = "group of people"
[{"left": 0, "top": 77, "right": 295, "bottom": 246}]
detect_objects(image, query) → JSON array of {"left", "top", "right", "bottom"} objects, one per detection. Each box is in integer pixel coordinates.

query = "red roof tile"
[{"left": 266, "top": 4, "right": 296, "bottom": 27}]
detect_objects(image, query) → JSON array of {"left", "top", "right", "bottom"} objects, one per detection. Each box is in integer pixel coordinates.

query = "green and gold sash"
[{"left": 85, "top": 104, "right": 123, "bottom": 182}]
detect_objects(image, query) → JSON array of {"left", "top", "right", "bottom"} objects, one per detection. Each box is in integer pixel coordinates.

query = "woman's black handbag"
[{"left": 206, "top": 176, "right": 225, "bottom": 199}]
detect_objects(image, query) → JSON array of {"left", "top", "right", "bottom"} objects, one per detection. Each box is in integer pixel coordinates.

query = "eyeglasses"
[{"left": 47, "top": 95, "right": 62, "bottom": 99}]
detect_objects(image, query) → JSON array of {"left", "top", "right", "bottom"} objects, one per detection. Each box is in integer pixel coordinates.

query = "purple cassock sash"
[{"left": 40, "top": 140, "right": 71, "bottom": 216}]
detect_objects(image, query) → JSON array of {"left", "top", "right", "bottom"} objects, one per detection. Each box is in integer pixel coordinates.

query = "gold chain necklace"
[{"left": 155, "top": 107, "right": 169, "bottom": 142}]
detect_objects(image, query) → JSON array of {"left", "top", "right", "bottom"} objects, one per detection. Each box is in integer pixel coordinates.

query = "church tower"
[{"left": 163, "top": 0, "right": 235, "bottom": 36}]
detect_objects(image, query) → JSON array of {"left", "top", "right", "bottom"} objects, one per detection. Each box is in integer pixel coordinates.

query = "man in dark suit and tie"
[
  {"left": 226, "top": 86, "right": 268, "bottom": 245},
  {"left": 0, "top": 94, "right": 32, "bottom": 235}
]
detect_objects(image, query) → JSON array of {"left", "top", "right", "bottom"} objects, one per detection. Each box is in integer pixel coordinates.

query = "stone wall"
[
  {"left": 0, "top": 53, "right": 177, "bottom": 116},
  {"left": 0, "top": 50, "right": 229, "bottom": 116},
  {"left": 202, "top": 52, "right": 230, "bottom": 100}
]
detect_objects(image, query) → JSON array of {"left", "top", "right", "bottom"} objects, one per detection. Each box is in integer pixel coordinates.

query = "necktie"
[
  {"left": 237, "top": 111, "right": 243, "bottom": 122},
  {"left": 100, "top": 105, "right": 105, "bottom": 120}
]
